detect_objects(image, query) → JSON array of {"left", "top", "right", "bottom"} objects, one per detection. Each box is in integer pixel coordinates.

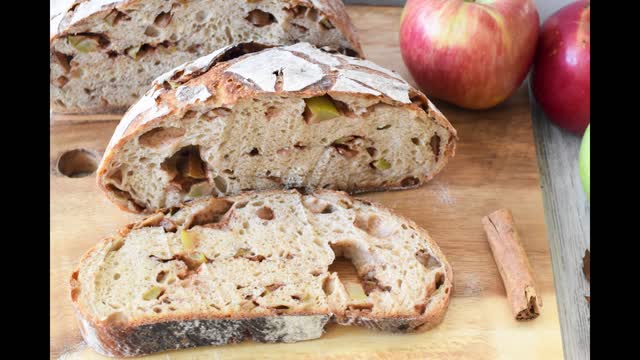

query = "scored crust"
[
  {"left": 96, "top": 42, "right": 458, "bottom": 213},
  {"left": 50, "top": 0, "right": 363, "bottom": 114},
  {"left": 70, "top": 190, "right": 453, "bottom": 357}
]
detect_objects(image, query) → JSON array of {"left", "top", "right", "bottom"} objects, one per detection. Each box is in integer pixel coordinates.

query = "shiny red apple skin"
[
  {"left": 532, "top": 1, "right": 590, "bottom": 134},
  {"left": 400, "top": 0, "right": 539, "bottom": 110}
]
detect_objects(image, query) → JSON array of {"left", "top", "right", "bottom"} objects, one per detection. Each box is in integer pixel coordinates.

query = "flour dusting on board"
[
  {"left": 57, "top": 341, "right": 88, "bottom": 360},
  {"left": 431, "top": 181, "right": 455, "bottom": 206}
]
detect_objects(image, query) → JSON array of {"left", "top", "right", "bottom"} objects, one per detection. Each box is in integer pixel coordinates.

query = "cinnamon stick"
[{"left": 482, "top": 208, "right": 542, "bottom": 320}]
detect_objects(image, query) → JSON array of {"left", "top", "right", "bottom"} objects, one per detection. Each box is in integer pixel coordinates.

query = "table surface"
[
  {"left": 50, "top": 1, "right": 590, "bottom": 359},
  {"left": 348, "top": 2, "right": 590, "bottom": 358}
]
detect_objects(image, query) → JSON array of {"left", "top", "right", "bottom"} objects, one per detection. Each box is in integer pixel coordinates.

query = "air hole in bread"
[
  {"left": 306, "top": 7, "right": 319, "bottom": 21},
  {"left": 416, "top": 249, "right": 441, "bottom": 270},
  {"left": 144, "top": 25, "right": 159, "bottom": 37},
  {"left": 104, "top": 9, "right": 129, "bottom": 26},
  {"left": 287, "top": 5, "right": 308, "bottom": 18},
  {"left": 354, "top": 214, "right": 395, "bottom": 238},
  {"left": 156, "top": 271, "right": 167, "bottom": 283},
  {"left": 338, "top": 199, "right": 353, "bottom": 209},
  {"left": 52, "top": 51, "right": 71, "bottom": 73},
  {"left": 339, "top": 48, "right": 359, "bottom": 57},
  {"left": 70, "top": 271, "right": 80, "bottom": 301},
  {"left": 362, "top": 273, "right": 391, "bottom": 295},
  {"left": 302, "top": 196, "right": 336, "bottom": 214},
  {"left": 330, "top": 137, "right": 360, "bottom": 158},
  {"left": 414, "top": 303, "right": 427, "bottom": 315},
  {"left": 265, "top": 106, "right": 279, "bottom": 119},
  {"left": 154, "top": 11, "right": 172, "bottom": 27},
  {"left": 56, "top": 148, "right": 98, "bottom": 178},
  {"left": 245, "top": 9, "right": 276, "bottom": 27},
  {"left": 161, "top": 145, "right": 208, "bottom": 194},
  {"left": 411, "top": 137, "right": 421, "bottom": 146},
  {"left": 248, "top": 148, "right": 260, "bottom": 156},
  {"left": 184, "top": 198, "right": 234, "bottom": 229},
  {"left": 430, "top": 135, "right": 441, "bottom": 162},
  {"left": 234, "top": 248, "right": 266, "bottom": 262},
  {"left": 401, "top": 177, "right": 420, "bottom": 187},
  {"left": 213, "top": 176, "right": 227, "bottom": 193},
  {"left": 113, "top": 273, "right": 121, "bottom": 280},
  {"left": 434, "top": 272, "right": 445, "bottom": 290},
  {"left": 53, "top": 76, "right": 69, "bottom": 88},
  {"left": 256, "top": 206, "right": 275, "bottom": 220},
  {"left": 409, "top": 94, "right": 430, "bottom": 112}
]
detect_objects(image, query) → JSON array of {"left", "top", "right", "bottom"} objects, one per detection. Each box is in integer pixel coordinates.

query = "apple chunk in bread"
[{"left": 97, "top": 42, "right": 457, "bottom": 213}]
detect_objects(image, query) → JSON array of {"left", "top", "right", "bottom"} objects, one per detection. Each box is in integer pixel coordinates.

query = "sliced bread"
[
  {"left": 50, "top": 0, "right": 362, "bottom": 113},
  {"left": 70, "top": 190, "right": 452, "bottom": 357},
  {"left": 96, "top": 42, "right": 458, "bottom": 213}
]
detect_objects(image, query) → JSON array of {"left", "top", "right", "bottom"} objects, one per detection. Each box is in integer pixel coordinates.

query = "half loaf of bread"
[
  {"left": 97, "top": 42, "right": 458, "bottom": 213},
  {"left": 50, "top": 0, "right": 362, "bottom": 113},
  {"left": 70, "top": 190, "right": 453, "bottom": 357}
]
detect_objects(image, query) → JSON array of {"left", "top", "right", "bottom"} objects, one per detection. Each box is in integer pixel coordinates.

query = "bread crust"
[
  {"left": 70, "top": 190, "right": 453, "bottom": 357},
  {"left": 96, "top": 42, "right": 458, "bottom": 213}
]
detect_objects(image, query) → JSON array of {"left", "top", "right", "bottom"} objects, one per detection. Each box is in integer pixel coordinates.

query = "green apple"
[{"left": 579, "top": 124, "right": 590, "bottom": 201}]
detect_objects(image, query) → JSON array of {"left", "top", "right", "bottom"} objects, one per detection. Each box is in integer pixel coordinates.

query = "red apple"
[
  {"left": 400, "top": 0, "right": 539, "bottom": 110},
  {"left": 532, "top": 1, "right": 590, "bottom": 134}
]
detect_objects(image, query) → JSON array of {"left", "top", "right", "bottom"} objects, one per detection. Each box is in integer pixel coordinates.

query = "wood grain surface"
[
  {"left": 530, "top": 91, "right": 590, "bottom": 360},
  {"left": 50, "top": 5, "right": 564, "bottom": 359}
]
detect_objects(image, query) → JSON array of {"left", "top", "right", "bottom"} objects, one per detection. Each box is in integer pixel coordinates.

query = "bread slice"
[
  {"left": 50, "top": 0, "right": 362, "bottom": 114},
  {"left": 96, "top": 42, "right": 458, "bottom": 213},
  {"left": 70, "top": 190, "right": 452, "bottom": 357}
]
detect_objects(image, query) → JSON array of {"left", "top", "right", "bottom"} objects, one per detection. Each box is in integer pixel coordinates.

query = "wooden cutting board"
[{"left": 50, "top": 6, "right": 564, "bottom": 359}]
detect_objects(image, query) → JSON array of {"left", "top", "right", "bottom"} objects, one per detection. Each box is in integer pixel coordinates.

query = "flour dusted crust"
[
  {"left": 50, "top": 0, "right": 363, "bottom": 114},
  {"left": 70, "top": 190, "right": 453, "bottom": 357},
  {"left": 97, "top": 42, "right": 458, "bottom": 213}
]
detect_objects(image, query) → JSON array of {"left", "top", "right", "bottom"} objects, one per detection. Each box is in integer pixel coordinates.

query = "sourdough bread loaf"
[
  {"left": 96, "top": 42, "right": 458, "bottom": 213},
  {"left": 70, "top": 190, "right": 453, "bottom": 357},
  {"left": 50, "top": 0, "right": 362, "bottom": 114}
]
